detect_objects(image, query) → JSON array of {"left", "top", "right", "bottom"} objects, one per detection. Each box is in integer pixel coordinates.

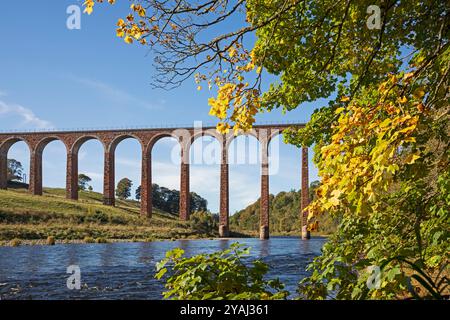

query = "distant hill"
[{"left": 230, "top": 185, "right": 339, "bottom": 235}]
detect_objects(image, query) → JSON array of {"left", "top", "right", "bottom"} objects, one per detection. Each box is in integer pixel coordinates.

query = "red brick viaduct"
[{"left": 0, "top": 124, "right": 310, "bottom": 240}]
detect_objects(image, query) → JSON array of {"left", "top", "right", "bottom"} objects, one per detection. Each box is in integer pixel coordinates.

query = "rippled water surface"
[{"left": 0, "top": 237, "right": 325, "bottom": 300}]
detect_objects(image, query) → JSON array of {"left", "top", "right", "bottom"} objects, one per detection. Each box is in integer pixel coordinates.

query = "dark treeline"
[{"left": 136, "top": 184, "right": 208, "bottom": 214}]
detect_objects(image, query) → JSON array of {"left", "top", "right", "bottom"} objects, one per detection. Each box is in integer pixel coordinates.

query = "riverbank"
[
  {"left": 229, "top": 228, "right": 332, "bottom": 238},
  {"left": 0, "top": 236, "right": 219, "bottom": 247},
  {"left": 0, "top": 188, "right": 218, "bottom": 245},
  {"left": 0, "top": 188, "right": 328, "bottom": 247}
]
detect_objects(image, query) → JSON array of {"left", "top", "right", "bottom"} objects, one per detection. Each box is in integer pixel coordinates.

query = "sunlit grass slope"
[{"left": 0, "top": 187, "right": 209, "bottom": 244}]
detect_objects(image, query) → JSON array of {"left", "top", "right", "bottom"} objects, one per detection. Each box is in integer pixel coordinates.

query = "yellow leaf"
[
  {"left": 403, "top": 72, "right": 414, "bottom": 81},
  {"left": 340, "top": 96, "right": 350, "bottom": 102},
  {"left": 116, "top": 28, "right": 125, "bottom": 38},
  {"left": 216, "top": 122, "right": 230, "bottom": 134},
  {"left": 124, "top": 36, "right": 133, "bottom": 44},
  {"left": 417, "top": 103, "right": 425, "bottom": 112},
  {"left": 330, "top": 196, "right": 340, "bottom": 205},
  {"left": 405, "top": 153, "right": 420, "bottom": 164},
  {"left": 331, "top": 189, "right": 342, "bottom": 198},
  {"left": 228, "top": 47, "right": 237, "bottom": 58},
  {"left": 413, "top": 88, "right": 425, "bottom": 99},
  {"left": 335, "top": 107, "right": 345, "bottom": 114},
  {"left": 83, "top": 0, "right": 94, "bottom": 14},
  {"left": 84, "top": 6, "right": 93, "bottom": 15},
  {"left": 397, "top": 96, "right": 407, "bottom": 104}
]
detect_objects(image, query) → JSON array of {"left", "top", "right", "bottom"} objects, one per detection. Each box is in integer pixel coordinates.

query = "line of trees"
[{"left": 135, "top": 183, "right": 208, "bottom": 214}]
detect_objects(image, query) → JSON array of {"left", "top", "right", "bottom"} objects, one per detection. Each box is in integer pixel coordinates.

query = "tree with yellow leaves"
[{"left": 84, "top": 0, "right": 449, "bottom": 299}]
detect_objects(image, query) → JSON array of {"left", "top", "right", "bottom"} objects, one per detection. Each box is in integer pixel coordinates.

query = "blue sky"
[{"left": 0, "top": 0, "right": 325, "bottom": 214}]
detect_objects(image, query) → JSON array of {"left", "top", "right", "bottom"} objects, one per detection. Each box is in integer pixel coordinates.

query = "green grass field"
[{"left": 0, "top": 187, "right": 216, "bottom": 245}]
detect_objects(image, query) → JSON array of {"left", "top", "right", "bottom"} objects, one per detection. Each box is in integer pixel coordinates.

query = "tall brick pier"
[{"left": 0, "top": 124, "right": 310, "bottom": 239}]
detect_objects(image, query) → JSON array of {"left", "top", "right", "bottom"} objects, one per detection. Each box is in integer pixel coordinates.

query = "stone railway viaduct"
[{"left": 0, "top": 124, "right": 311, "bottom": 240}]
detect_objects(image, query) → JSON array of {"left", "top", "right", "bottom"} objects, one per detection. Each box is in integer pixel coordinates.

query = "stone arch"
[
  {"left": 189, "top": 130, "right": 224, "bottom": 165},
  {"left": 66, "top": 135, "right": 106, "bottom": 201},
  {"left": 147, "top": 131, "right": 189, "bottom": 220},
  {"left": 224, "top": 129, "right": 259, "bottom": 154},
  {"left": 267, "top": 128, "right": 285, "bottom": 147},
  {"left": 0, "top": 137, "right": 32, "bottom": 190},
  {"left": 71, "top": 135, "right": 106, "bottom": 154},
  {"left": 189, "top": 131, "right": 222, "bottom": 219},
  {"left": 147, "top": 131, "right": 184, "bottom": 155},
  {"left": 35, "top": 136, "right": 69, "bottom": 154},
  {"left": 226, "top": 129, "right": 262, "bottom": 167},
  {"left": 109, "top": 134, "right": 144, "bottom": 154},
  {"left": 0, "top": 137, "right": 32, "bottom": 155},
  {"left": 105, "top": 134, "right": 144, "bottom": 205},
  {"left": 110, "top": 134, "right": 143, "bottom": 204},
  {"left": 265, "top": 128, "right": 286, "bottom": 166},
  {"left": 35, "top": 136, "right": 68, "bottom": 192},
  {"left": 190, "top": 129, "right": 224, "bottom": 145}
]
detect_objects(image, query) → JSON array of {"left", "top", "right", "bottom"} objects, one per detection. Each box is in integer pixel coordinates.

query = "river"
[{"left": 0, "top": 237, "right": 326, "bottom": 300}]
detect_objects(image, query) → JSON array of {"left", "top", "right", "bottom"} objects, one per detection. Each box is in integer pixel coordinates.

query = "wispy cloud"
[
  {"left": 0, "top": 90, "right": 7, "bottom": 97},
  {"left": 0, "top": 100, "right": 53, "bottom": 129},
  {"left": 68, "top": 75, "right": 163, "bottom": 110}
]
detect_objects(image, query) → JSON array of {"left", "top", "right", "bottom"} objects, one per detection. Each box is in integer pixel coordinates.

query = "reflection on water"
[{"left": 0, "top": 237, "right": 325, "bottom": 300}]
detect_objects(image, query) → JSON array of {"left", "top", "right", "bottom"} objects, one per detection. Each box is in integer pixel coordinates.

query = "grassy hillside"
[
  {"left": 230, "top": 190, "right": 339, "bottom": 236},
  {"left": 0, "top": 187, "right": 218, "bottom": 245}
]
